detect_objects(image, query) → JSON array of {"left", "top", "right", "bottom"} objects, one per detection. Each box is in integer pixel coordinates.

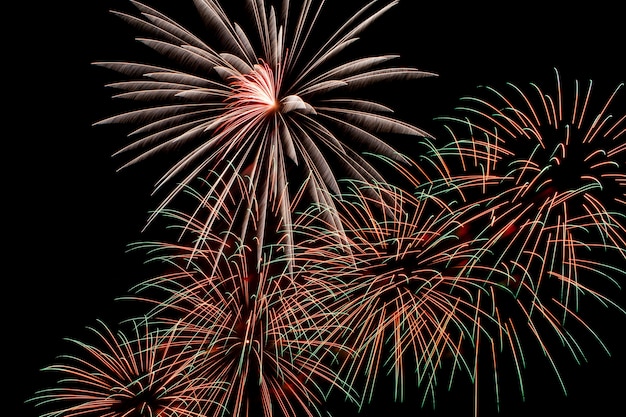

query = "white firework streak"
[{"left": 94, "top": 0, "right": 436, "bottom": 266}]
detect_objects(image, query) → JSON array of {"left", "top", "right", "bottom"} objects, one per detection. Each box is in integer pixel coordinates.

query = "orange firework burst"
[
  {"left": 291, "top": 176, "right": 507, "bottom": 411},
  {"left": 28, "top": 319, "right": 222, "bottom": 417},
  {"left": 114, "top": 200, "right": 358, "bottom": 417},
  {"left": 429, "top": 68, "right": 626, "bottom": 407}
]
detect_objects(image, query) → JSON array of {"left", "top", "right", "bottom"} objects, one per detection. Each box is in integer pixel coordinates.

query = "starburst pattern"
[
  {"left": 117, "top": 200, "right": 358, "bottom": 417},
  {"left": 291, "top": 176, "right": 507, "bottom": 411},
  {"left": 94, "top": 0, "right": 435, "bottom": 263},
  {"left": 430, "top": 68, "right": 626, "bottom": 403},
  {"left": 434, "top": 68, "right": 626, "bottom": 297},
  {"left": 28, "top": 319, "right": 221, "bottom": 417}
]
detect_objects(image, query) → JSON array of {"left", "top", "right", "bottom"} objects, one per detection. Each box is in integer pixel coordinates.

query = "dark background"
[{"left": 8, "top": 1, "right": 625, "bottom": 416}]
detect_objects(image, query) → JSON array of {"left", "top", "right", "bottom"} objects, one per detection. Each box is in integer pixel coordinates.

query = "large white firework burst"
[{"left": 94, "top": 0, "right": 435, "bottom": 263}]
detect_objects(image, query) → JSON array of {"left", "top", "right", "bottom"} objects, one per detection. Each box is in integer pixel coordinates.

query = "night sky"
[{"left": 9, "top": 1, "right": 625, "bottom": 416}]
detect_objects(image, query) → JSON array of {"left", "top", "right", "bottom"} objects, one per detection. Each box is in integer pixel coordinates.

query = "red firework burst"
[
  {"left": 118, "top": 203, "right": 358, "bottom": 417},
  {"left": 291, "top": 177, "right": 505, "bottom": 412},
  {"left": 28, "top": 319, "right": 221, "bottom": 417},
  {"left": 430, "top": 68, "right": 626, "bottom": 407}
]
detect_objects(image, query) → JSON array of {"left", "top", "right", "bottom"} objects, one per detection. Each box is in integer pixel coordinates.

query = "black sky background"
[{"left": 8, "top": 1, "right": 625, "bottom": 416}]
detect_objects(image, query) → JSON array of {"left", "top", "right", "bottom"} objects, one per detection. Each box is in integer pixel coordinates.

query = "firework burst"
[
  {"left": 430, "top": 68, "right": 626, "bottom": 405},
  {"left": 291, "top": 175, "right": 508, "bottom": 412},
  {"left": 436, "top": 68, "right": 625, "bottom": 247},
  {"left": 117, "top": 202, "right": 358, "bottom": 417},
  {"left": 94, "top": 0, "right": 435, "bottom": 264},
  {"left": 28, "top": 319, "right": 222, "bottom": 417}
]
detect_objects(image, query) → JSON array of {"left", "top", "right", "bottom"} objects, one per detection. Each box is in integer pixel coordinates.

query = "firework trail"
[
  {"left": 28, "top": 319, "right": 223, "bottom": 417},
  {"left": 94, "top": 0, "right": 435, "bottom": 265},
  {"left": 291, "top": 174, "right": 510, "bottom": 413},
  {"left": 429, "top": 68, "right": 626, "bottom": 408}
]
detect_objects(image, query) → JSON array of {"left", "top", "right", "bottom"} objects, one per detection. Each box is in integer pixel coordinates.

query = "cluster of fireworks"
[{"left": 29, "top": 1, "right": 625, "bottom": 416}]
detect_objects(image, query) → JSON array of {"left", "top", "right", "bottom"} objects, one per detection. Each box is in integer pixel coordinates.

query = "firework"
[
  {"left": 291, "top": 175, "right": 507, "bottom": 412},
  {"left": 430, "top": 68, "right": 626, "bottom": 406},
  {"left": 117, "top": 203, "right": 358, "bottom": 417},
  {"left": 28, "top": 319, "right": 221, "bottom": 417},
  {"left": 94, "top": 0, "right": 435, "bottom": 263}
]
